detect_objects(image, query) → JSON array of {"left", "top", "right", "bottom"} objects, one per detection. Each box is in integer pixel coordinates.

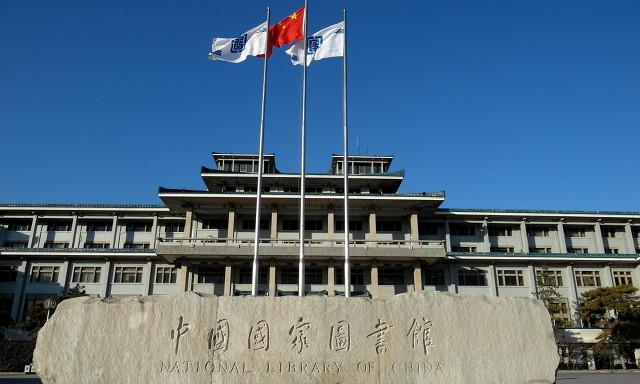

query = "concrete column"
[
  {"left": 448, "top": 263, "right": 458, "bottom": 293},
  {"left": 100, "top": 261, "right": 112, "bottom": 298},
  {"left": 624, "top": 222, "right": 636, "bottom": 254},
  {"left": 488, "top": 264, "right": 498, "bottom": 296},
  {"left": 268, "top": 264, "right": 276, "bottom": 297},
  {"left": 603, "top": 265, "right": 614, "bottom": 287},
  {"left": 413, "top": 263, "right": 423, "bottom": 292},
  {"left": 10, "top": 260, "right": 28, "bottom": 320},
  {"left": 28, "top": 215, "right": 38, "bottom": 248},
  {"left": 557, "top": 220, "right": 568, "bottom": 253},
  {"left": 224, "top": 264, "right": 232, "bottom": 296},
  {"left": 110, "top": 216, "right": 119, "bottom": 248},
  {"left": 178, "top": 265, "right": 190, "bottom": 292},
  {"left": 594, "top": 220, "right": 605, "bottom": 253},
  {"left": 327, "top": 264, "right": 335, "bottom": 296},
  {"left": 368, "top": 211, "right": 377, "bottom": 241},
  {"left": 184, "top": 210, "right": 194, "bottom": 239},
  {"left": 370, "top": 263, "right": 379, "bottom": 298},
  {"left": 444, "top": 221, "right": 452, "bottom": 252},
  {"left": 270, "top": 210, "right": 278, "bottom": 241},
  {"left": 520, "top": 220, "right": 530, "bottom": 253},
  {"left": 410, "top": 213, "right": 419, "bottom": 243},
  {"left": 528, "top": 264, "right": 538, "bottom": 298},
  {"left": 69, "top": 215, "right": 78, "bottom": 248},
  {"left": 150, "top": 216, "right": 158, "bottom": 248},
  {"left": 59, "top": 260, "right": 71, "bottom": 293},
  {"left": 327, "top": 211, "right": 335, "bottom": 241},
  {"left": 145, "top": 261, "right": 154, "bottom": 296},
  {"left": 566, "top": 265, "right": 580, "bottom": 326},
  {"left": 227, "top": 210, "right": 236, "bottom": 241},
  {"left": 482, "top": 218, "right": 491, "bottom": 252}
]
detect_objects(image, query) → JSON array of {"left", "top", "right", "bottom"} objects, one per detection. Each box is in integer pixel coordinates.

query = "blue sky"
[{"left": 1, "top": 0, "right": 639, "bottom": 210}]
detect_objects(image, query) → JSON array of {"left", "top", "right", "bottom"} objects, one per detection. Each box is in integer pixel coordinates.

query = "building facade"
[{"left": 1, "top": 152, "right": 639, "bottom": 336}]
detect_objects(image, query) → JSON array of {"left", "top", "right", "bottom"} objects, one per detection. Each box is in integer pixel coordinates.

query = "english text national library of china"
[{"left": 1, "top": 152, "right": 638, "bottom": 342}]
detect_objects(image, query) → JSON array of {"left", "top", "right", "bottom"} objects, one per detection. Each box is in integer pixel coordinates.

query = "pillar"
[
  {"left": 410, "top": 213, "right": 419, "bottom": 243},
  {"left": 528, "top": 264, "right": 538, "bottom": 298},
  {"left": 110, "top": 216, "right": 119, "bottom": 248},
  {"left": 227, "top": 210, "right": 236, "bottom": 241},
  {"left": 145, "top": 261, "right": 154, "bottom": 296},
  {"left": 520, "top": 220, "right": 530, "bottom": 253},
  {"left": 603, "top": 265, "right": 614, "bottom": 287},
  {"left": 100, "top": 260, "right": 112, "bottom": 298},
  {"left": 28, "top": 215, "right": 38, "bottom": 248},
  {"left": 268, "top": 264, "right": 276, "bottom": 297},
  {"left": 482, "top": 218, "right": 490, "bottom": 252},
  {"left": 448, "top": 263, "right": 458, "bottom": 293},
  {"left": 488, "top": 264, "right": 498, "bottom": 296},
  {"left": 327, "top": 264, "right": 335, "bottom": 296},
  {"left": 184, "top": 210, "right": 194, "bottom": 240},
  {"left": 594, "top": 220, "right": 605, "bottom": 254},
  {"left": 270, "top": 210, "right": 278, "bottom": 241},
  {"left": 327, "top": 211, "right": 335, "bottom": 241},
  {"left": 624, "top": 222, "right": 636, "bottom": 254},
  {"left": 557, "top": 220, "right": 568, "bottom": 253},
  {"left": 566, "top": 265, "right": 580, "bottom": 326},
  {"left": 150, "top": 216, "right": 158, "bottom": 248},
  {"left": 178, "top": 265, "right": 190, "bottom": 292},
  {"left": 224, "top": 264, "right": 232, "bottom": 296},
  {"left": 370, "top": 263, "right": 379, "bottom": 298},
  {"left": 444, "top": 220, "right": 452, "bottom": 252},
  {"left": 413, "top": 263, "right": 423, "bottom": 292},
  {"left": 10, "top": 260, "right": 28, "bottom": 320},
  {"left": 69, "top": 215, "right": 78, "bottom": 248},
  {"left": 59, "top": 260, "right": 71, "bottom": 293},
  {"left": 368, "top": 211, "right": 377, "bottom": 242}
]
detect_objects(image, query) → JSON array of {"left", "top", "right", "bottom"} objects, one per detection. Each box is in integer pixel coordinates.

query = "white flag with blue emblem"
[
  {"left": 285, "top": 21, "right": 344, "bottom": 66},
  {"left": 208, "top": 21, "right": 268, "bottom": 63}
]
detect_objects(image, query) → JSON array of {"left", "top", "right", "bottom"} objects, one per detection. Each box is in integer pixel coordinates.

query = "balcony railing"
[{"left": 157, "top": 237, "right": 445, "bottom": 249}]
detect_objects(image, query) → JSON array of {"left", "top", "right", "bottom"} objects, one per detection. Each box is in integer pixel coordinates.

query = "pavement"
[{"left": 0, "top": 370, "right": 639, "bottom": 383}]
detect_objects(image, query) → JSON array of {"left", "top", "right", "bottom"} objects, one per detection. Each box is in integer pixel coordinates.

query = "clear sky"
[{"left": 1, "top": 0, "right": 639, "bottom": 211}]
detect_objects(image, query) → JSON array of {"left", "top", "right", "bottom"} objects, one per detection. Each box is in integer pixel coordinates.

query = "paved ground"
[{"left": 0, "top": 371, "right": 638, "bottom": 383}]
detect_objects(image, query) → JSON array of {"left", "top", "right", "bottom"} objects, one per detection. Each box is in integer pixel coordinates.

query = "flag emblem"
[
  {"left": 230, "top": 34, "right": 248, "bottom": 53},
  {"left": 307, "top": 36, "right": 323, "bottom": 54}
]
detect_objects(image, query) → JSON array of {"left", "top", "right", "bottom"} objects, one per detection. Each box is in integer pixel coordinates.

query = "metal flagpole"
[
  {"left": 298, "top": 0, "right": 309, "bottom": 297},
  {"left": 251, "top": 7, "right": 271, "bottom": 297},
  {"left": 342, "top": 9, "right": 350, "bottom": 298}
]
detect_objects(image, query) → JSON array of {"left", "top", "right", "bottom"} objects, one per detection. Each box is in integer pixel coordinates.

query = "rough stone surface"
[{"left": 34, "top": 292, "right": 559, "bottom": 384}]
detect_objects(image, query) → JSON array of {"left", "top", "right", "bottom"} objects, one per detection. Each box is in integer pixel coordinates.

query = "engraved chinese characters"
[
  {"left": 208, "top": 319, "right": 230, "bottom": 354},
  {"left": 170, "top": 316, "right": 189, "bottom": 354},
  {"left": 288, "top": 317, "right": 311, "bottom": 353},
  {"left": 407, "top": 318, "right": 434, "bottom": 355},
  {"left": 248, "top": 320, "right": 270, "bottom": 351},
  {"left": 367, "top": 318, "right": 394, "bottom": 354},
  {"left": 329, "top": 320, "right": 350, "bottom": 351}
]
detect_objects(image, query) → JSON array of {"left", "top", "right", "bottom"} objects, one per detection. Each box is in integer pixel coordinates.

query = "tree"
[
  {"left": 576, "top": 285, "right": 640, "bottom": 369},
  {"left": 16, "top": 284, "right": 87, "bottom": 332},
  {"left": 534, "top": 266, "right": 571, "bottom": 328}
]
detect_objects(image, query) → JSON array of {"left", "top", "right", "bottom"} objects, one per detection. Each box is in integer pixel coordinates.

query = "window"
[
  {"left": 531, "top": 247, "right": 552, "bottom": 254},
  {"left": 197, "top": 267, "right": 224, "bottom": 284},
  {"left": 123, "top": 243, "right": 150, "bottom": 249},
  {"left": 450, "top": 224, "right": 477, "bottom": 236},
  {"left": 84, "top": 242, "right": 109, "bottom": 249},
  {"left": 529, "top": 227, "right": 551, "bottom": 237},
  {"left": 44, "top": 242, "right": 69, "bottom": 249},
  {"left": 335, "top": 268, "right": 365, "bottom": 285},
  {"left": 6, "top": 221, "right": 31, "bottom": 231},
  {"left": 335, "top": 220, "right": 363, "bottom": 232},
  {"left": 490, "top": 247, "right": 515, "bottom": 253},
  {"left": 23, "top": 295, "right": 48, "bottom": 321},
  {"left": 86, "top": 221, "right": 112, "bottom": 232},
  {"left": 305, "top": 267, "right": 323, "bottom": 284},
  {"left": 202, "top": 219, "right": 227, "bottom": 230},
  {"left": 634, "top": 228, "right": 640, "bottom": 238},
  {"left": 419, "top": 223, "right": 440, "bottom": 236},
  {"left": 458, "top": 269, "right": 487, "bottom": 286},
  {"left": 613, "top": 271, "right": 633, "bottom": 286},
  {"left": 0, "top": 294, "right": 12, "bottom": 316},
  {"left": 72, "top": 267, "right": 101, "bottom": 283},
  {"left": 565, "top": 227, "right": 587, "bottom": 238},
  {"left": 305, "top": 187, "right": 322, "bottom": 194},
  {"left": 536, "top": 270, "right": 564, "bottom": 286},
  {"left": 425, "top": 270, "right": 445, "bottom": 285},
  {"left": 377, "top": 221, "right": 402, "bottom": 232},
  {"left": 283, "top": 187, "right": 299, "bottom": 193},
  {"left": 280, "top": 267, "right": 298, "bottom": 284},
  {"left": 451, "top": 246, "right": 477, "bottom": 253},
  {"left": 244, "top": 186, "right": 257, "bottom": 193},
  {"left": 30, "top": 266, "right": 60, "bottom": 283},
  {"left": 113, "top": 266, "right": 144, "bottom": 283},
  {"left": 488, "top": 226, "right": 514, "bottom": 237},
  {"left": 0, "top": 266, "right": 18, "bottom": 282},
  {"left": 602, "top": 228, "right": 618, "bottom": 238},
  {"left": 378, "top": 267, "right": 405, "bottom": 285},
  {"left": 155, "top": 267, "right": 177, "bottom": 284},
  {"left": 164, "top": 222, "right": 184, "bottom": 233},
  {"left": 238, "top": 267, "right": 267, "bottom": 285},
  {"left": 241, "top": 219, "right": 269, "bottom": 231},
  {"left": 604, "top": 248, "right": 619, "bottom": 254},
  {"left": 545, "top": 298, "right": 571, "bottom": 328},
  {"left": 575, "top": 270, "right": 601, "bottom": 287},
  {"left": 125, "top": 221, "right": 153, "bottom": 232},
  {"left": 567, "top": 247, "right": 589, "bottom": 254},
  {"left": 282, "top": 220, "right": 299, "bottom": 231},
  {"left": 3, "top": 241, "right": 28, "bottom": 248},
  {"left": 46, "top": 221, "right": 72, "bottom": 232},
  {"left": 497, "top": 270, "right": 525, "bottom": 286},
  {"left": 305, "top": 220, "right": 323, "bottom": 231}
]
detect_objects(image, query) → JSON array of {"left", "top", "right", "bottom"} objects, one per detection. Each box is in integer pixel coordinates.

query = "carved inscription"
[
  {"left": 329, "top": 320, "right": 350, "bottom": 351},
  {"left": 208, "top": 319, "right": 230, "bottom": 354},
  {"left": 366, "top": 318, "right": 394, "bottom": 354},
  {"left": 288, "top": 317, "right": 311, "bottom": 353},
  {"left": 248, "top": 320, "right": 270, "bottom": 351},
  {"left": 407, "top": 318, "right": 434, "bottom": 355},
  {"left": 170, "top": 316, "right": 189, "bottom": 355}
]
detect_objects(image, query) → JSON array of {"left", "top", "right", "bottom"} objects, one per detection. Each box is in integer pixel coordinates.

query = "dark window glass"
[
  {"left": 458, "top": 269, "right": 487, "bottom": 286},
  {"left": 450, "top": 224, "right": 477, "bottom": 236},
  {"left": 377, "top": 221, "right": 402, "bottom": 232},
  {"left": 202, "top": 219, "right": 228, "bottom": 230},
  {"left": 335, "top": 268, "right": 365, "bottom": 285},
  {"left": 197, "top": 267, "right": 225, "bottom": 284},
  {"left": 419, "top": 223, "right": 440, "bottom": 236},
  {"left": 86, "top": 221, "right": 112, "bottom": 232},
  {"left": 425, "top": 270, "right": 445, "bottom": 285},
  {"left": 378, "top": 267, "right": 405, "bottom": 285}
]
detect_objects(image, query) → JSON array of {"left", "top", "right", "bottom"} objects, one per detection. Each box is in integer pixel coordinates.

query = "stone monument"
[{"left": 34, "top": 291, "right": 559, "bottom": 383}]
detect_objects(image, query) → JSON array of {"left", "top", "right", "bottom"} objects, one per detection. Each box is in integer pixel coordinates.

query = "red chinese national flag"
[{"left": 262, "top": 7, "right": 304, "bottom": 57}]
